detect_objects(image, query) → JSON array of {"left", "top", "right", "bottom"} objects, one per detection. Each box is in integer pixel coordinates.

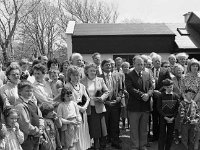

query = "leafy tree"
[{"left": 0, "top": 0, "right": 40, "bottom": 63}]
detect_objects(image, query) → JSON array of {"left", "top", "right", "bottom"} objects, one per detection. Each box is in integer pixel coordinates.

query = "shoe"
[{"left": 111, "top": 143, "right": 122, "bottom": 149}]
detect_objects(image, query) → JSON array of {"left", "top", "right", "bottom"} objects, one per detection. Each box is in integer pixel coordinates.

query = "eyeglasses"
[
  {"left": 163, "top": 66, "right": 170, "bottom": 68},
  {"left": 10, "top": 73, "right": 20, "bottom": 76},
  {"left": 65, "top": 91, "right": 72, "bottom": 96}
]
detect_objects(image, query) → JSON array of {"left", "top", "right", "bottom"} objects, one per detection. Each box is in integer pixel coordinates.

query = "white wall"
[{"left": 82, "top": 53, "right": 171, "bottom": 63}]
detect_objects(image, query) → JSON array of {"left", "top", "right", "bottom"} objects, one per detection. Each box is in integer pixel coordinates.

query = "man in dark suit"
[
  {"left": 99, "top": 59, "right": 123, "bottom": 149},
  {"left": 126, "top": 55, "right": 154, "bottom": 150}
]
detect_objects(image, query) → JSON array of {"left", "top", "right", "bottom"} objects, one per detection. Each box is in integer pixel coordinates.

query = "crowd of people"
[{"left": 0, "top": 51, "right": 199, "bottom": 150}]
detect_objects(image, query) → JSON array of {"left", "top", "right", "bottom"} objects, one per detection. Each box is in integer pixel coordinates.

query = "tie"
[
  {"left": 156, "top": 69, "right": 159, "bottom": 78},
  {"left": 106, "top": 74, "right": 113, "bottom": 99},
  {"left": 138, "top": 72, "right": 143, "bottom": 89}
]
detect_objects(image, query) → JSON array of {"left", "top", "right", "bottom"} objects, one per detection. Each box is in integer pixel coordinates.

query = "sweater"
[{"left": 157, "top": 92, "right": 179, "bottom": 118}]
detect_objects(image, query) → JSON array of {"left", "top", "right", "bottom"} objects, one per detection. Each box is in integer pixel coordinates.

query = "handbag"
[
  {"left": 77, "top": 95, "right": 87, "bottom": 106},
  {"left": 95, "top": 90, "right": 103, "bottom": 97}
]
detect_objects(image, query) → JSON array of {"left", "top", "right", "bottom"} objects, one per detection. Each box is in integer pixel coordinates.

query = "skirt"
[{"left": 88, "top": 106, "right": 107, "bottom": 138}]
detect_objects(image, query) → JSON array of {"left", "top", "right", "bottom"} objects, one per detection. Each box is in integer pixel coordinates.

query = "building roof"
[
  {"left": 73, "top": 23, "right": 175, "bottom": 36},
  {"left": 166, "top": 23, "right": 198, "bottom": 49}
]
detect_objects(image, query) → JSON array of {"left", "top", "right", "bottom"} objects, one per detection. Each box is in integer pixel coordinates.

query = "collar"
[
  {"left": 104, "top": 72, "right": 111, "bottom": 77},
  {"left": 134, "top": 70, "right": 142, "bottom": 76},
  {"left": 87, "top": 77, "right": 96, "bottom": 82},
  {"left": 20, "top": 96, "right": 32, "bottom": 104},
  {"left": 184, "top": 98, "right": 193, "bottom": 104},
  {"left": 165, "top": 91, "right": 173, "bottom": 95}
]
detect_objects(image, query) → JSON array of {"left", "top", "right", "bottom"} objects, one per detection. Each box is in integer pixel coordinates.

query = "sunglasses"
[
  {"left": 65, "top": 91, "right": 72, "bottom": 96},
  {"left": 163, "top": 66, "right": 170, "bottom": 68}
]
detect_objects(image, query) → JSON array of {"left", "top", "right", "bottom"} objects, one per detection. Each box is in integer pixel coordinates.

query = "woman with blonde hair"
[
  {"left": 81, "top": 63, "right": 109, "bottom": 150},
  {"left": 64, "top": 65, "right": 91, "bottom": 150},
  {"left": 180, "top": 58, "right": 200, "bottom": 150}
]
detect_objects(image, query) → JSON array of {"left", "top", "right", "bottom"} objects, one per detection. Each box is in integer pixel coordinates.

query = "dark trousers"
[
  {"left": 181, "top": 123, "right": 195, "bottom": 150},
  {"left": 158, "top": 117, "right": 175, "bottom": 150},
  {"left": 105, "top": 103, "right": 121, "bottom": 143},
  {"left": 152, "top": 110, "right": 160, "bottom": 140},
  {"left": 152, "top": 93, "right": 160, "bottom": 140}
]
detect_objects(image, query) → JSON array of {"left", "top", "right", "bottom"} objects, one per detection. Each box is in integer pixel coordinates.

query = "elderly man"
[
  {"left": 70, "top": 53, "right": 85, "bottom": 78},
  {"left": 125, "top": 55, "right": 154, "bottom": 150},
  {"left": 92, "top": 52, "right": 102, "bottom": 76}
]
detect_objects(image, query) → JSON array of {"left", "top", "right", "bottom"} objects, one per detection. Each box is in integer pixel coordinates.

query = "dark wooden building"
[{"left": 66, "top": 12, "right": 200, "bottom": 62}]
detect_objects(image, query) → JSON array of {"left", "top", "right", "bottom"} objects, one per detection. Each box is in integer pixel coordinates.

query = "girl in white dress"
[{"left": 65, "top": 65, "right": 91, "bottom": 150}]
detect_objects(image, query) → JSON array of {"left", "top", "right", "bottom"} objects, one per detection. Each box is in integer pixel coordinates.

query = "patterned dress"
[
  {"left": 64, "top": 82, "right": 91, "bottom": 150},
  {"left": 181, "top": 72, "right": 200, "bottom": 100}
]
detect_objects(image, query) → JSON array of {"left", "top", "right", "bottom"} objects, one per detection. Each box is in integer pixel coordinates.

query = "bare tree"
[
  {"left": 19, "top": 1, "right": 60, "bottom": 58},
  {"left": 0, "top": 0, "right": 40, "bottom": 63},
  {"left": 58, "top": 0, "right": 119, "bottom": 24}
]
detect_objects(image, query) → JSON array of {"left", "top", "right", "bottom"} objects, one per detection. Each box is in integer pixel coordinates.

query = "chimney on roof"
[{"left": 183, "top": 12, "right": 192, "bottom": 23}]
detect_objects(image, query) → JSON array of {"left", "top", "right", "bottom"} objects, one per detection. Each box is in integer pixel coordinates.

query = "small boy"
[
  {"left": 15, "top": 80, "right": 44, "bottom": 150},
  {"left": 40, "top": 102, "right": 62, "bottom": 150},
  {"left": 157, "top": 79, "right": 179, "bottom": 150},
  {"left": 179, "top": 89, "right": 199, "bottom": 150}
]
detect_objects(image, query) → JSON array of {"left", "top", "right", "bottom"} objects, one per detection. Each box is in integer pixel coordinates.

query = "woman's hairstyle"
[
  {"left": 168, "top": 54, "right": 176, "bottom": 60},
  {"left": 172, "top": 63, "right": 184, "bottom": 75},
  {"left": 60, "top": 60, "right": 70, "bottom": 72},
  {"left": 18, "top": 80, "right": 33, "bottom": 94},
  {"left": 47, "top": 58, "right": 60, "bottom": 71},
  {"left": 5, "top": 63, "right": 22, "bottom": 77},
  {"left": 32, "top": 63, "right": 46, "bottom": 74},
  {"left": 176, "top": 52, "right": 189, "bottom": 60},
  {"left": 60, "top": 87, "right": 73, "bottom": 102},
  {"left": 121, "top": 61, "right": 130, "bottom": 68},
  {"left": 40, "top": 102, "right": 54, "bottom": 117},
  {"left": 19, "top": 58, "right": 29, "bottom": 66},
  {"left": 66, "top": 65, "right": 80, "bottom": 82},
  {"left": 84, "top": 63, "right": 97, "bottom": 77},
  {"left": 187, "top": 58, "right": 200, "bottom": 72},
  {"left": 3, "top": 106, "right": 18, "bottom": 119}
]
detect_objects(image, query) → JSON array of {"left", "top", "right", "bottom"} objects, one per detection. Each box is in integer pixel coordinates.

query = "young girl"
[
  {"left": 179, "top": 89, "right": 199, "bottom": 150},
  {"left": 0, "top": 106, "right": 24, "bottom": 150},
  {"left": 57, "top": 87, "right": 82, "bottom": 150}
]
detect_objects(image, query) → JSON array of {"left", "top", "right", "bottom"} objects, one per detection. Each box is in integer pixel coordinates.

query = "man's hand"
[{"left": 142, "top": 93, "right": 149, "bottom": 101}]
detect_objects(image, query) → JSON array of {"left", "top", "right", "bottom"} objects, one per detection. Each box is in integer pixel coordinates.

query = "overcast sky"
[{"left": 114, "top": 0, "right": 200, "bottom": 23}]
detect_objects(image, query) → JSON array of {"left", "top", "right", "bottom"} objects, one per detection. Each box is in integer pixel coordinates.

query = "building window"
[{"left": 177, "top": 28, "right": 190, "bottom": 36}]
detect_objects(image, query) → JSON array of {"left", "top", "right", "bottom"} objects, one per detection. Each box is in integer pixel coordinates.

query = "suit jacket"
[
  {"left": 81, "top": 76, "right": 109, "bottom": 115},
  {"left": 125, "top": 69, "right": 154, "bottom": 112},
  {"left": 99, "top": 72, "right": 122, "bottom": 101},
  {"left": 152, "top": 67, "right": 171, "bottom": 91}
]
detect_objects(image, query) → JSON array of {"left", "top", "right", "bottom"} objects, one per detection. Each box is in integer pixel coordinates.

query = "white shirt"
[{"left": 87, "top": 78, "right": 96, "bottom": 106}]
